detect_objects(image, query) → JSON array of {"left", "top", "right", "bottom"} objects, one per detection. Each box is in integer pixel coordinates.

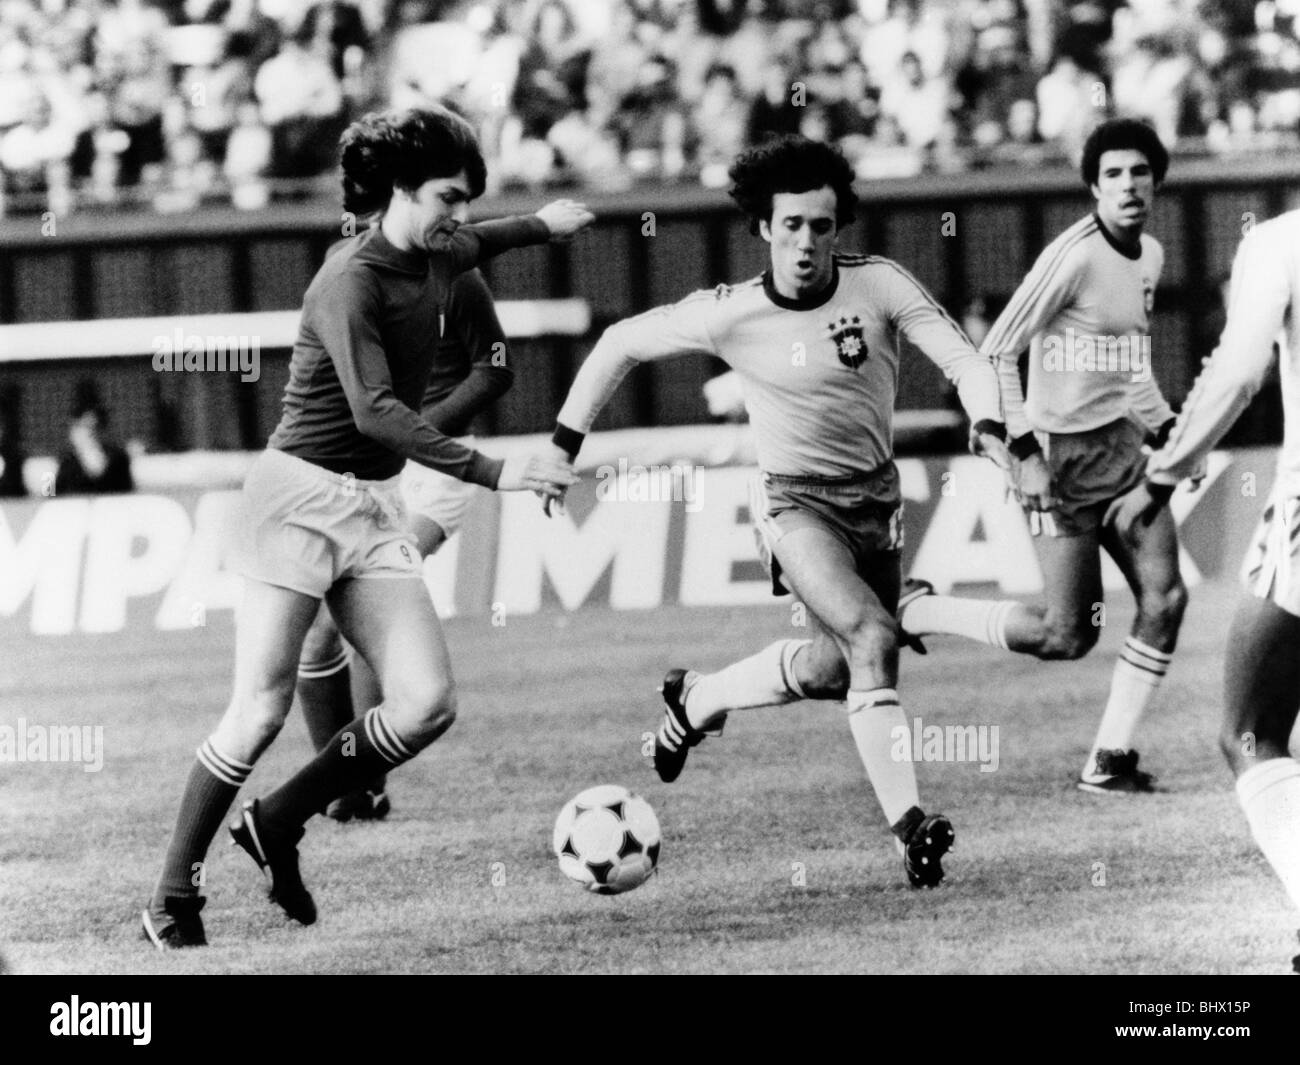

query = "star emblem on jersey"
[{"left": 827, "top": 315, "right": 869, "bottom": 369}]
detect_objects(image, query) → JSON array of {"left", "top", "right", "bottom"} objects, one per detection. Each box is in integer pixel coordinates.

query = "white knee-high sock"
[
  {"left": 901, "top": 594, "right": 1017, "bottom": 650},
  {"left": 684, "top": 639, "right": 809, "bottom": 731},
  {"left": 846, "top": 688, "right": 920, "bottom": 830},
  {"left": 1236, "top": 758, "right": 1300, "bottom": 913},
  {"left": 1085, "top": 636, "right": 1171, "bottom": 775}
]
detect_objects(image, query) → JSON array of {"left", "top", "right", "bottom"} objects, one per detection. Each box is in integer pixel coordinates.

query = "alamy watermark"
[
  {"left": 1040, "top": 328, "right": 1151, "bottom": 382},
  {"left": 891, "top": 716, "right": 999, "bottom": 772},
  {"left": 152, "top": 329, "right": 260, "bottom": 382},
  {"left": 595, "top": 458, "right": 705, "bottom": 512},
  {"left": 0, "top": 718, "right": 104, "bottom": 772}
]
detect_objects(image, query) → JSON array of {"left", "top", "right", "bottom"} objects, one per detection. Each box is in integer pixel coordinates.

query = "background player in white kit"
[
  {"left": 296, "top": 266, "right": 510, "bottom": 821},
  {"left": 899, "top": 120, "right": 1190, "bottom": 794},
  {"left": 542, "top": 136, "right": 1012, "bottom": 888},
  {"left": 1108, "top": 209, "right": 1300, "bottom": 971}
]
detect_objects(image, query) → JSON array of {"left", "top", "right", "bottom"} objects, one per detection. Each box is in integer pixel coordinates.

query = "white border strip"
[{"left": 0, "top": 300, "right": 592, "bottom": 362}]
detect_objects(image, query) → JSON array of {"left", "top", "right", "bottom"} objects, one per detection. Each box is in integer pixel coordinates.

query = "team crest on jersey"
[
  {"left": 713, "top": 283, "right": 733, "bottom": 300},
  {"left": 827, "top": 314, "right": 869, "bottom": 369}
]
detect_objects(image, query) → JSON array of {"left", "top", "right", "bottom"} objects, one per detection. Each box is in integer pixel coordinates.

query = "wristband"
[
  {"left": 1008, "top": 432, "right": 1042, "bottom": 460},
  {"left": 1145, "top": 480, "right": 1175, "bottom": 506},
  {"left": 1148, "top": 418, "right": 1177, "bottom": 450},
  {"left": 972, "top": 419, "right": 1007, "bottom": 442},
  {"left": 552, "top": 422, "right": 585, "bottom": 462}
]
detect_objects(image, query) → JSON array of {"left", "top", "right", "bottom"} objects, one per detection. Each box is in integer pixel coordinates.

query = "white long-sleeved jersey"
[
  {"left": 982, "top": 214, "right": 1174, "bottom": 439},
  {"left": 556, "top": 254, "right": 1002, "bottom": 479},
  {"left": 1148, "top": 210, "right": 1300, "bottom": 493}
]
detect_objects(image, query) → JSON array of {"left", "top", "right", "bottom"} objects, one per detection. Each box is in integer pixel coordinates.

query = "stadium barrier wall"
[
  {"left": 2, "top": 159, "right": 1298, "bottom": 453},
  {"left": 0, "top": 427, "right": 1278, "bottom": 637}
]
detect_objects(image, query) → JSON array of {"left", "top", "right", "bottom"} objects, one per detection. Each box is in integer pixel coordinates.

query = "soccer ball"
[{"left": 552, "top": 784, "right": 661, "bottom": 895}]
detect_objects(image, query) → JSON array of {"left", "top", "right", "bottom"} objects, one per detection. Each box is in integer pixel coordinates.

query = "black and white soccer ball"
[{"left": 552, "top": 784, "right": 661, "bottom": 895}]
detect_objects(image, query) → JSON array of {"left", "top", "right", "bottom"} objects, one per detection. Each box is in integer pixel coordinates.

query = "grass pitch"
[{"left": 1, "top": 578, "right": 1294, "bottom": 974}]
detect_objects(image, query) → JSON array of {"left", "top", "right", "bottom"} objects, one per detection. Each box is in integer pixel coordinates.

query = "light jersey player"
[
  {"left": 295, "top": 266, "right": 511, "bottom": 822},
  {"left": 1108, "top": 209, "right": 1300, "bottom": 972},
  {"left": 898, "top": 119, "right": 1189, "bottom": 794},
  {"left": 542, "top": 136, "right": 1013, "bottom": 888}
]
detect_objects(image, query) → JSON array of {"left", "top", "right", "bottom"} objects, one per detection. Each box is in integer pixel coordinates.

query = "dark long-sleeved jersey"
[
  {"left": 268, "top": 215, "right": 546, "bottom": 483},
  {"left": 420, "top": 268, "right": 512, "bottom": 435}
]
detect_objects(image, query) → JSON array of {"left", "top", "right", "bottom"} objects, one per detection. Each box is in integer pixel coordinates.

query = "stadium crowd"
[{"left": 0, "top": 0, "right": 1295, "bottom": 211}]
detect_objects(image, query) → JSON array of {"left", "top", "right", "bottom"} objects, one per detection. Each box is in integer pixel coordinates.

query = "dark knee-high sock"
[
  {"left": 151, "top": 739, "right": 253, "bottom": 911},
  {"left": 299, "top": 664, "right": 355, "bottom": 752},
  {"left": 260, "top": 706, "right": 414, "bottom": 834}
]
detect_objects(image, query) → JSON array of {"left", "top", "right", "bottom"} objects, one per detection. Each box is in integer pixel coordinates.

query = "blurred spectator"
[
  {"left": 182, "top": 31, "right": 259, "bottom": 167},
  {"left": 955, "top": 24, "right": 1037, "bottom": 148},
  {"left": 255, "top": 23, "right": 345, "bottom": 179},
  {"left": 692, "top": 62, "right": 747, "bottom": 184},
  {"left": 824, "top": 57, "right": 881, "bottom": 143},
  {"left": 880, "top": 50, "right": 949, "bottom": 148},
  {"left": 1036, "top": 50, "right": 1102, "bottom": 159},
  {"left": 0, "top": 83, "right": 79, "bottom": 210},
  {"left": 224, "top": 99, "right": 272, "bottom": 206},
  {"left": 746, "top": 57, "right": 802, "bottom": 144},
  {"left": 55, "top": 383, "right": 134, "bottom": 496},
  {"left": 613, "top": 53, "right": 687, "bottom": 179},
  {"left": 103, "top": 41, "right": 170, "bottom": 187},
  {"left": 69, "top": 91, "right": 131, "bottom": 203},
  {"left": 300, "top": 0, "right": 370, "bottom": 81}
]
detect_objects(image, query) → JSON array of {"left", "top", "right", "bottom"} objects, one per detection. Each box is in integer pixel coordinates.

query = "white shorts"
[
  {"left": 400, "top": 436, "right": 485, "bottom": 538},
  {"left": 235, "top": 448, "right": 421, "bottom": 599},
  {"left": 1242, "top": 491, "right": 1300, "bottom": 617}
]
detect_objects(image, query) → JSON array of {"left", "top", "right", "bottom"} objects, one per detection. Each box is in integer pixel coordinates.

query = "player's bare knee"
[
  {"left": 232, "top": 686, "right": 293, "bottom": 745},
  {"left": 386, "top": 678, "right": 457, "bottom": 742},
  {"left": 1038, "top": 624, "right": 1097, "bottom": 660},
  {"left": 799, "top": 653, "right": 849, "bottom": 699},
  {"left": 842, "top": 608, "right": 897, "bottom": 668},
  {"left": 1139, "top": 582, "right": 1188, "bottom": 632},
  {"left": 298, "top": 617, "right": 345, "bottom": 677}
]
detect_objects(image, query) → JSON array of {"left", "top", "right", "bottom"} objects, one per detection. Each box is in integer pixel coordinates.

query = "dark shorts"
[
  {"left": 749, "top": 462, "right": 903, "bottom": 610},
  {"left": 1031, "top": 417, "right": 1148, "bottom": 538}
]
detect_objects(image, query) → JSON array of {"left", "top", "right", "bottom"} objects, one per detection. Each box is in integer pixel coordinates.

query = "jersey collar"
[
  {"left": 357, "top": 225, "right": 430, "bottom": 275},
  {"left": 1092, "top": 213, "right": 1142, "bottom": 261},
  {"left": 762, "top": 264, "right": 840, "bottom": 310}
]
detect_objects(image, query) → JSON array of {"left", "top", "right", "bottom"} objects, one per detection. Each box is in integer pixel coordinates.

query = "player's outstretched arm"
[
  {"left": 537, "top": 293, "right": 722, "bottom": 514},
  {"left": 431, "top": 200, "right": 594, "bottom": 273},
  {"left": 497, "top": 451, "right": 578, "bottom": 504},
  {"left": 881, "top": 262, "right": 1012, "bottom": 476},
  {"left": 1106, "top": 226, "right": 1290, "bottom": 537}
]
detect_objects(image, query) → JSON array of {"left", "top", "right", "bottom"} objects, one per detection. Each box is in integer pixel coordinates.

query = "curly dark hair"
[
  {"left": 339, "top": 107, "right": 487, "bottom": 215},
  {"left": 1080, "top": 118, "right": 1169, "bottom": 188},
  {"left": 728, "top": 135, "right": 858, "bottom": 235}
]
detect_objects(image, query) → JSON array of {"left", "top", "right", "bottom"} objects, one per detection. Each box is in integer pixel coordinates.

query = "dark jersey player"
[
  {"left": 141, "top": 107, "right": 590, "bottom": 948},
  {"left": 296, "top": 266, "right": 512, "bottom": 821}
]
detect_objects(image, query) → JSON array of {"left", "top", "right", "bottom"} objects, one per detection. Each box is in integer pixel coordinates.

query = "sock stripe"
[
  {"left": 196, "top": 739, "right": 251, "bottom": 787},
  {"left": 1119, "top": 654, "right": 1168, "bottom": 680},
  {"left": 1124, "top": 636, "right": 1172, "bottom": 663},
  {"left": 297, "top": 649, "right": 350, "bottom": 679},
  {"left": 987, "top": 601, "right": 1015, "bottom": 651},
  {"left": 1236, "top": 757, "right": 1300, "bottom": 804},
  {"left": 847, "top": 688, "right": 899, "bottom": 715},
  {"left": 364, "top": 707, "right": 415, "bottom": 765},
  {"left": 779, "top": 640, "right": 810, "bottom": 699}
]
